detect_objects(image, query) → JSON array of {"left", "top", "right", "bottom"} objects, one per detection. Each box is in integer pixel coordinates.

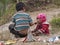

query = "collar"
[{"left": 18, "top": 11, "right": 25, "bottom": 13}]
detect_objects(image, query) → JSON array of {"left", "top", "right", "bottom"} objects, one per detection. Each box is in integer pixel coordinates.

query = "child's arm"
[
  {"left": 29, "top": 23, "right": 34, "bottom": 26},
  {"left": 29, "top": 22, "right": 37, "bottom": 26},
  {"left": 40, "top": 24, "right": 49, "bottom": 34},
  {"left": 28, "top": 15, "right": 37, "bottom": 26},
  {"left": 34, "top": 22, "right": 37, "bottom": 24},
  {"left": 11, "top": 16, "right": 15, "bottom": 24}
]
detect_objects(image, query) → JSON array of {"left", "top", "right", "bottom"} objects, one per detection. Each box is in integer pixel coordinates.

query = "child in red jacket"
[
  {"left": 32, "top": 13, "right": 50, "bottom": 36},
  {"left": 23, "top": 13, "right": 50, "bottom": 42}
]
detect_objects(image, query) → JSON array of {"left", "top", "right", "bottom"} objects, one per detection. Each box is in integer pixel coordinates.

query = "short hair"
[{"left": 16, "top": 2, "right": 25, "bottom": 11}]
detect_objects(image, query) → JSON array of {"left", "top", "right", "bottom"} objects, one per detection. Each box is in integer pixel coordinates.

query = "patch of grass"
[
  {"left": 50, "top": 17, "right": 60, "bottom": 34},
  {"left": 0, "top": 4, "right": 16, "bottom": 26},
  {"left": 50, "top": 18, "right": 60, "bottom": 28}
]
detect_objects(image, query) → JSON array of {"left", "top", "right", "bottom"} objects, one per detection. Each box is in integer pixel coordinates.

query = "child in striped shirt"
[{"left": 9, "top": 2, "right": 33, "bottom": 38}]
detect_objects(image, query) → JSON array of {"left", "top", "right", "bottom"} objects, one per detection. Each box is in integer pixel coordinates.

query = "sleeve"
[
  {"left": 40, "top": 24, "right": 49, "bottom": 33},
  {"left": 28, "top": 15, "right": 33, "bottom": 23},
  {"left": 42, "top": 24, "right": 49, "bottom": 30},
  {"left": 12, "top": 16, "right": 15, "bottom": 24}
]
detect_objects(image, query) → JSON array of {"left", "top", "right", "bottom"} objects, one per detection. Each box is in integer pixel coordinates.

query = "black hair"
[{"left": 16, "top": 2, "right": 25, "bottom": 11}]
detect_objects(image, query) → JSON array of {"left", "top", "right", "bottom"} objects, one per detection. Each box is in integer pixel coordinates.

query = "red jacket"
[{"left": 36, "top": 21, "right": 49, "bottom": 34}]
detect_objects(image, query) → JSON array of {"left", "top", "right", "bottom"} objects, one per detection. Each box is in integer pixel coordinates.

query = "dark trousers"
[{"left": 9, "top": 24, "right": 27, "bottom": 38}]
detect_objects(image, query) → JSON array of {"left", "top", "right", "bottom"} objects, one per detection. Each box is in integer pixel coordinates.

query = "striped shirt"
[{"left": 12, "top": 11, "right": 32, "bottom": 31}]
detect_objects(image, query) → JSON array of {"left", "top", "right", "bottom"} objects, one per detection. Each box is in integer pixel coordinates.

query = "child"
[
  {"left": 9, "top": 2, "right": 33, "bottom": 38},
  {"left": 23, "top": 13, "right": 50, "bottom": 42},
  {"left": 32, "top": 13, "right": 50, "bottom": 36}
]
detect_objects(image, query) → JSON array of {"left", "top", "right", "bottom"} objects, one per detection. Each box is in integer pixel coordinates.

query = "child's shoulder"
[{"left": 13, "top": 12, "right": 30, "bottom": 18}]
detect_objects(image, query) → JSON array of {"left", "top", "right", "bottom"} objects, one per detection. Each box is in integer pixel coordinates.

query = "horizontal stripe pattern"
[
  {"left": 15, "top": 20, "right": 30, "bottom": 25},
  {"left": 14, "top": 26, "right": 29, "bottom": 31},
  {"left": 12, "top": 12, "right": 32, "bottom": 31},
  {"left": 15, "top": 24, "right": 29, "bottom": 27}
]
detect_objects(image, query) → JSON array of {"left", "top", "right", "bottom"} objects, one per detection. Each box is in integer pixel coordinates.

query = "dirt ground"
[{"left": 0, "top": 8, "right": 60, "bottom": 45}]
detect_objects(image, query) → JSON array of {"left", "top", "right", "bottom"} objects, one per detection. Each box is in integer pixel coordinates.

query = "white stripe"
[
  {"left": 17, "top": 13, "right": 29, "bottom": 15},
  {"left": 15, "top": 24, "right": 29, "bottom": 27},
  {"left": 16, "top": 18, "right": 29, "bottom": 21}
]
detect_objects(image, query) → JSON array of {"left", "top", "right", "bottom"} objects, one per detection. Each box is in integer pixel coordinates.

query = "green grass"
[
  {"left": 0, "top": 4, "right": 16, "bottom": 26},
  {"left": 50, "top": 18, "right": 60, "bottom": 28},
  {"left": 50, "top": 17, "right": 60, "bottom": 34}
]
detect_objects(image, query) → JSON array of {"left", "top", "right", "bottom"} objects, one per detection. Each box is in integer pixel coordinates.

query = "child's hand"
[
  {"left": 38, "top": 30, "right": 43, "bottom": 33},
  {"left": 41, "top": 29, "right": 45, "bottom": 32},
  {"left": 34, "top": 22, "right": 37, "bottom": 24}
]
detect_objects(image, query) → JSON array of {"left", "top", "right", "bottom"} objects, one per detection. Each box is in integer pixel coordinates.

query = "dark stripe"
[
  {"left": 15, "top": 26, "right": 29, "bottom": 31},
  {"left": 15, "top": 20, "right": 29, "bottom": 25},
  {"left": 16, "top": 23, "right": 29, "bottom": 25},
  {"left": 15, "top": 17, "right": 28, "bottom": 20}
]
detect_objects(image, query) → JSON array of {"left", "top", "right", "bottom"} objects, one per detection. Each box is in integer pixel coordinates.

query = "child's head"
[
  {"left": 16, "top": 2, "right": 26, "bottom": 11},
  {"left": 37, "top": 13, "right": 46, "bottom": 23}
]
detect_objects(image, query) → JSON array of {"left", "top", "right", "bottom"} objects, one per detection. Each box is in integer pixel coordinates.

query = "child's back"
[
  {"left": 9, "top": 2, "right": 32, "bottom": 38},
  {"left": 13, "top": 11, "right": 32, "bottom": 34}
]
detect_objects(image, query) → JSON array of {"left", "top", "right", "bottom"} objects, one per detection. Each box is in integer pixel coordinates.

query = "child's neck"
[
  {"left": 18, "top": 10, "right": 25, "bottom": 13},
  {"left": 19, "top": 10, "right": 24, "bottom": 12}
]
